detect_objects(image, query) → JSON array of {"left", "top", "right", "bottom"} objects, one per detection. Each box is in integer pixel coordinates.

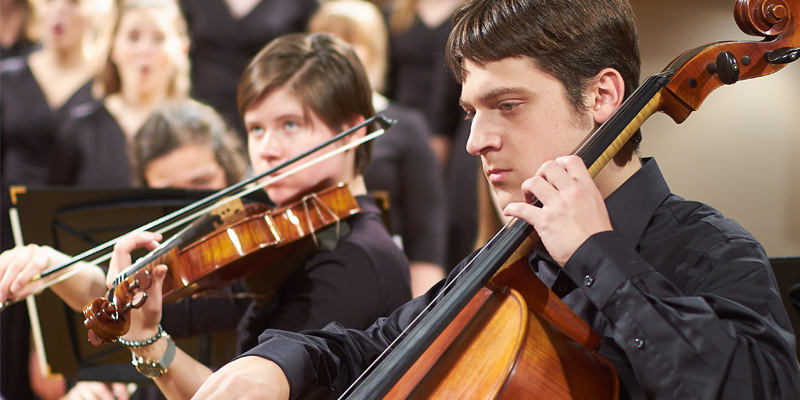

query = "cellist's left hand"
[{"left": 503, "top": 155, "right": 612, "bottom": 266}]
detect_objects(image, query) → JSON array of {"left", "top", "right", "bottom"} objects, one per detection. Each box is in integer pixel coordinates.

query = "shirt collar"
[{"left": 605, "top": 157, "right": 671, "bottom": 247}]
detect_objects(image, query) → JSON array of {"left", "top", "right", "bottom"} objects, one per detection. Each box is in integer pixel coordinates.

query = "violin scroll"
[{"left": 83, "top": 269, "right": 153, "bottom": 346}]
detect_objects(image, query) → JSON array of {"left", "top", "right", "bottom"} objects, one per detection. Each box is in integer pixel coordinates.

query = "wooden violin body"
[
  {"left": 83, "top": 183, "right": 361, "bottom": 345},
  {"left": 160, "top": 183, "right": 361, "bottom": 302}
]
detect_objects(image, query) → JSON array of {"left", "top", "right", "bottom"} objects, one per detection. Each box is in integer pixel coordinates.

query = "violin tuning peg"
[
  {"left": 707, "top": 51, "right": 740, "bottom": 85},
  {"left": 766, "top": 47, "right": 800, "bottom": 64}
]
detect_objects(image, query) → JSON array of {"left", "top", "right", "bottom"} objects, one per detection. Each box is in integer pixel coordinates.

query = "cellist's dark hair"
[{"left": 446, "top": 0, "right": 642, "bottom": 147}]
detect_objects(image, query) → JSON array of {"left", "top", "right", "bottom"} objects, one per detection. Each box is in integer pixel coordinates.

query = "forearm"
[
  {"left": 154, "top": 349, "right": 213, "bottom": 399},
  {"left": 131, "top": 335, "right": 213, "bottom": 399},
  {"left": 409, "top": 261, "right": 444, "bottom": 298},
  {"left": 41, "top": 246, "right": 108, "bottom": 311}
]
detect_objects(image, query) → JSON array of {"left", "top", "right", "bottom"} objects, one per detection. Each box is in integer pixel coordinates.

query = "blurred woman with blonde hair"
[{"left": 50, "top": 0, "right": 191, "bottom": 187}]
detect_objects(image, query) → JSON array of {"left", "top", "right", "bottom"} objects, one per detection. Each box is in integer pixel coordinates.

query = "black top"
[
  {"left": 365, "top": 101, "right": 446, "bottom": 266},
  {"left": 49, "top": 100, "right": 132, "bottom": 187},
  {"left": 161, "top": 195, "right": 412, "bottom": 353},
  {"left": 385, "top": 13, "right": 479, "bottom": 270},
  {"left": 385, "top": 14, "right": 462, "bottom": 138},
  {"left": 0, "top": 57, "right": 94, "bottom": 243},
  {"left": 0, "top": 55, "right": 91, "bottom": 400},
  {"left": 0, "top": 39, "right": 40, "bottom": 60},
  {"left": 179, "top": 0, "right": 318, "bottom": 139},
  {"left": 243, "top": 159, "right": 799, "bottom": 400}
]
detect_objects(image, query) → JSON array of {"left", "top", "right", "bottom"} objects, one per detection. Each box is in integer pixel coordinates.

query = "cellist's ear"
[{"left": 588, "top": 68, "right": 625, "bottom": 125}]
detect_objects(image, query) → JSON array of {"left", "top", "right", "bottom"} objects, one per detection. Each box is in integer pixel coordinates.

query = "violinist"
[
  {"left": 99, "top": 32, "right": 411, "bottom": 399},
  {"left": 187, "top": 0, "right": 799, "bottom": 399}
]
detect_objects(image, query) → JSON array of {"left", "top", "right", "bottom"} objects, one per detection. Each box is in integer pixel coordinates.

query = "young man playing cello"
[{"left": 128, "top": 0, "right": 800, "bottom": 398}]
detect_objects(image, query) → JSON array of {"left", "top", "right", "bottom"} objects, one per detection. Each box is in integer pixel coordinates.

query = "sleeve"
[
  {"left": 563, "top": 230, "right": 800, "bottom": 399},
  {"left": 161, "top": 281, "right": 252, "bottom": 337},
  {"left": 258, "top": 241, "right": 401, "bottom": 334},
  {"left": 241, "top": 288, "right": 438, "bottom": 399},
  {"left": 396, "top": 112, "right": 447, "bottom": 266}
]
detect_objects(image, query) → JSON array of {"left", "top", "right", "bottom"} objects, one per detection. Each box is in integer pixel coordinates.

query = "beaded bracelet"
[{"left": 117, "top": 324, "right": 167, "bottom": 348}]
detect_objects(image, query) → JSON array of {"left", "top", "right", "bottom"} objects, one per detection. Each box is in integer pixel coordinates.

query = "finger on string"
[{"left": 556, "top": 155, "right": 594, "bottom": 184}]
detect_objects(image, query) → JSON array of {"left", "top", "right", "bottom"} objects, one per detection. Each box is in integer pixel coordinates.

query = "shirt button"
[
  {"left": 583, "top": 275, "right": 594, "bottom": 287},
  {"left": 634, "top": 338, "right": 645, "bottom": 349}
]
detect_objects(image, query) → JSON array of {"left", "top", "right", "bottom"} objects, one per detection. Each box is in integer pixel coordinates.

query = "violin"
[
  {"left": 340, "top": 1, "right": 800, "bottom": 399},
  {"left": 83, "top": 182, "right": 362, "bottom": 346},
  {"left": 0, "top": 115, "right": 394, "bottom": 312}
]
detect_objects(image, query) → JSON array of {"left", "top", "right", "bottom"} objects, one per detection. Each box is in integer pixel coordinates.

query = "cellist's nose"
[{"left": 466, "top": 112, "right": 500, "bottom": 156}]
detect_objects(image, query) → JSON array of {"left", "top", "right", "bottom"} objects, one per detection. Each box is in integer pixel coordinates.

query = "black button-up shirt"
[{"left": 246, "top": 159, "right": 800, "bottom": 399}]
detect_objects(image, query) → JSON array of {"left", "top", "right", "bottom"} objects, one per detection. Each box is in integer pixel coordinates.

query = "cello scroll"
[{"left": 658, "top": 0, "right": 800, "bottom": 123}]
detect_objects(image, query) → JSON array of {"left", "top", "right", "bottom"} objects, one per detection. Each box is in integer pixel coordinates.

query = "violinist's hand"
[
  {"left": 503, "top": 156, "right": 612, "bottom": 266},
  {"left": 62, "top": 381, "right": 131, "bottom": 400},
  {"left": 0, "top": 244, "right": 56, "bottom": 303},
  {"left": 106, "top": 232, "right": 166, "bottom": 341},
  {"left": 193, "top": 356, "right": 291, "bottom": 400},
  {"left": 0, "top": 244, "right": 105, "bottom": 310}
]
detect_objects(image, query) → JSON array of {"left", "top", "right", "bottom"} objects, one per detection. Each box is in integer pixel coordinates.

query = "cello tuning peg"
[
  {"left": 766, "top": 47, "right": 800, "bottom": 64},
  {"left": 707, "top": 51, "right": 740, "bottom": 85}
]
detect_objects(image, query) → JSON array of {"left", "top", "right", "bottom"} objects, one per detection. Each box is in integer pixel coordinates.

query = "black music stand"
[{"left": 13, "top": 186, "right": 240, "bottom": 383}]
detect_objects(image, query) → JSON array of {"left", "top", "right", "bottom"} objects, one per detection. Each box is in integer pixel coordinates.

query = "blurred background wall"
[{"left": 630, "top": 0, "right": 800, "bottom": 257}]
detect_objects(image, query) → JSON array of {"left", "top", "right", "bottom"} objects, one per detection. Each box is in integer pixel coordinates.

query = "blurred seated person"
[
  {"left": 0, "top": 0, "right": 39, "bottom": 59},
  {"left": 132, "top": 99, "right": 248, "bottom": 190},
  {"left": 50, "top": 0, "right": 191, "bottom": 187}
]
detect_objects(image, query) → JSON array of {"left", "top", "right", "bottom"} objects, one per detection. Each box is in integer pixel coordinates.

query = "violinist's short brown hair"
[
  {"left": 237, "top": 33, "right": 375, "bottom": 174},
  {"left": 446, "top": 0, "right": 641, "bottom": 145}
]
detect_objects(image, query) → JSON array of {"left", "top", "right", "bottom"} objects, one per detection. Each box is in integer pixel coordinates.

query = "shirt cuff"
[
  {"left": 562, "top": 230, "right": 652, "bottom": 310},
  {"left": 237, "top": 335, "right": 317, "bottom": 400}
]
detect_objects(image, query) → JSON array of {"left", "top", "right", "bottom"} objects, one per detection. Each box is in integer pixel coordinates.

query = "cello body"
[{"left": 385, "top": 237, "right": 618, "bottom": 399}]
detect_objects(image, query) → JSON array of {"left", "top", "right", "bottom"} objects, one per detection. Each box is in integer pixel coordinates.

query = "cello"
[{"left": 338, "top": 0, "right": 800, "bottom": 399}]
